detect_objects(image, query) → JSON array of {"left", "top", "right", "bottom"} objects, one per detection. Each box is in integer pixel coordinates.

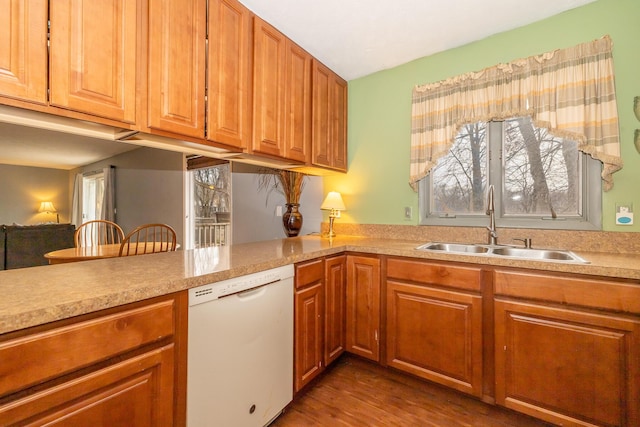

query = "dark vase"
[{"left": 282, "top": 203, "right": 303, "bottom": 237}]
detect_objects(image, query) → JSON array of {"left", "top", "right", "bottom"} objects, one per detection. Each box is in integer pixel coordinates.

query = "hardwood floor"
[{"left": 273, "top": 355, "right": 553, "bottom": 427}]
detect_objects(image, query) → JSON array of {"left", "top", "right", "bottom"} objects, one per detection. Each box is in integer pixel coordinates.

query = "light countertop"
[{"left": 1, "top": 235, "right": 639, "bottom": 335}]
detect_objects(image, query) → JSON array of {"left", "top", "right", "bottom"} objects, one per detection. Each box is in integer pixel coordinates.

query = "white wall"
[
  {"left": 232, "top": 166, "right": 323, "bottom": 244},
  {"left": 0, "top": 164, "right": 70, "bottom": 225},
  {"left": 75, "top": 147, "right": 185, "bottom": 245}
]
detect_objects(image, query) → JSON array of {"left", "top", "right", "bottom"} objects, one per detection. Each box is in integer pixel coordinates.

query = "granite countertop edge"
[{"left": 1, "top": 235, "right": 639, "bottom": 336}]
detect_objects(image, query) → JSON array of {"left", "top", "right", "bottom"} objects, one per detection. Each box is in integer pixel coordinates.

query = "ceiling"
[
  {"left": 1, "top": 0, "right": 596, "bottom": 170},
  {"left": 0, "top": 122, "right": 140, "bottom": 170},
  {"left": 240, "top": 0, "right": 596, "bottom": 80}
]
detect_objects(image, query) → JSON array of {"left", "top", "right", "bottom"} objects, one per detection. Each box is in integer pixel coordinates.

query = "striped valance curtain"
[{"left": 410, "top": 35, "right": 622, "bottom": 191}]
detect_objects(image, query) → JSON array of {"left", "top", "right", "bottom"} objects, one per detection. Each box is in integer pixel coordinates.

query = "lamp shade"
[
  {"left": 38, "top": 201, "right": 57, "bottom": 213},
  {"left": 321, "top": 192, "right": 346, "bottom": 211}
]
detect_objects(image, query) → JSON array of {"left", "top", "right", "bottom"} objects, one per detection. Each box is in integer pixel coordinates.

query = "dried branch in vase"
[{"left": 257, "top": 168, "right": 307, "bottom": 205}]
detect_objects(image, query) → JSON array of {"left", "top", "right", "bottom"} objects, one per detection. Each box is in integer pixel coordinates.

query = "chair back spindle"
[
  {"left": 74, "top": 220, "right": 124, "bottom": 247},
  {"left": 119, "top": 223, "right": 177, "bottom": 256}
]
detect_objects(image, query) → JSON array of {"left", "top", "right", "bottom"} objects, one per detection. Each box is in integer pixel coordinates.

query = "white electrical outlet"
[
  {"left": 276, "top": 205, "right": 283, "bottom": 217},
  {"left": 404, "top": 206, "right": 412, "bottom": 220}
]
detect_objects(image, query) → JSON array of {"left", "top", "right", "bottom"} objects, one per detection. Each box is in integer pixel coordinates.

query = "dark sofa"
[{"left": 1, "top": 224, "right": 75, "bottom": 270}]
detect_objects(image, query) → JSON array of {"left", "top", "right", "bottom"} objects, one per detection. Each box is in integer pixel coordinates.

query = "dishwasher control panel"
[{"left": 189, "top": 264, "right": 294, "bottom": 305}]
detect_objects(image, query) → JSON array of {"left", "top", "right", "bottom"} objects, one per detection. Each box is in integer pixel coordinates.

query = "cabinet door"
[
  {"left": 325, "top": 255, "right": 346, "bottom": 366},
  {"left": 0, "top": 345, "right": 175, "bottom": 426},
  {"left": 148, "top": 0, "right": 206, "bottom": 137},
  {"left": 49, "top": 0, "right": 138, "bottom": 124},
  {"left": 0, "top": 0, "right": 48, "bottom": 104},
  {"left": 312, "top": 60, "right": 347, "bottom": 171},
  {"left": 495, "top": 299, "right": 640, "bottom": 427},
  {"left": 207, "top": 0, "right": 252, "bottom": 149},
  {"left": 252, "top": 17, "right": 285, "bottom": 157},
  {"left": 330, "top": 74, "right": 347, "bottom": 170},
  {"left": 283, "top": 40, "right": 311, "bottom": 163},
  {"left": 294, "top": 282, "right": 324, "bottom": 392},
  {"left": 311, "top": 61, "right": 331, "bottom": 167},
  {"left": 386, "top": 281, "right": 483, "bottom": 397},
  {"left": 346, "top": 255, "right": 380, "bottom": 361}
]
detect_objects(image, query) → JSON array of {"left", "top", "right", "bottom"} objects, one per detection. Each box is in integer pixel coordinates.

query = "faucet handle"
[{"left": 513, "top": 238, "right": 532, "bottom": 249}]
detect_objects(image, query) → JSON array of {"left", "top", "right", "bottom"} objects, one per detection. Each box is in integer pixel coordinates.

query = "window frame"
[
  {"left": 418, "top": 121, "right": 602, "bottom": 231},
  {"left": 81, "top": 172, "right": 105, "bottom": 222}
]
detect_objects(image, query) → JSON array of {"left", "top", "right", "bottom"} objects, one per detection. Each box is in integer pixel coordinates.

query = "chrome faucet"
[{"left": 486, "top": 185, "right": 498, "bottom": 245}]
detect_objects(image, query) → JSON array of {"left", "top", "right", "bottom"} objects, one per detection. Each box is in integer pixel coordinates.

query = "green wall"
[{"left": 324, "top": 0, "right": 640, "bottom": 231}]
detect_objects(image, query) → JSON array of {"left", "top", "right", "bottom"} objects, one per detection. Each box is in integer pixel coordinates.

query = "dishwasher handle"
[{"left": 218, "top": 280, "right": 279, "bottom": 300}]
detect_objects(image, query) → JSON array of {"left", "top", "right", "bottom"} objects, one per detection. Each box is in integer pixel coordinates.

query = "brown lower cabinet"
[
  {"left": 294, "top": 255, "right": 346, "bottom": 392},
  {"left": 386, "top": 258, "right": 484, "bottom": 397},
  {"left": 346, "top": 255, "right": 381, "bottom": 362},
  {"left": 0, "top": 292, "right": 187, "bottom": 427},
  {"left": 6, "top": 254, "right": 636, "bottom": 426},
  {"left": 494, "top": 269, "right": 640, "bottom": 427},
  {"left": 301, "top": 254, "right": 639, "bottom": 427},
  {"left": 325, "top": 255, "right": 347, "bottom": 365}
]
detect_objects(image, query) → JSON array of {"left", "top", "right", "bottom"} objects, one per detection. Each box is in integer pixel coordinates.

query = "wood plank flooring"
[{"left": 273, "top": 355, "right": 553, "bottom": 427}]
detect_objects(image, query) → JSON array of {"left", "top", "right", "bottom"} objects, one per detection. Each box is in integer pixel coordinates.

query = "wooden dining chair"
[
  {"left": 118, "top": 223, "right": 177, "bottom": 256},
  {"left": 74, "top": 220, "right": 125, "bottom": 247}
]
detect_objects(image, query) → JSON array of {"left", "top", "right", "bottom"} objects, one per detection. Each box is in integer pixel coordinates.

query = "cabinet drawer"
[
  {"left": 0, "top": 299, "right": 175, "bottom": 397},
  {"left": 387, "top": 258, "right": 482, "bottom": 292},
  {"left": 0, "top": 344, "right": 175, "bottom": 426},
  {"left": 295, "top": 259, "right": 324, "bottom": 290},
  {"left": 494, "top": 269, "right": 640, "bottom": 314}
]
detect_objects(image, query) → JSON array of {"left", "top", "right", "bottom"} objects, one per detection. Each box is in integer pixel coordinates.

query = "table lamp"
[
  {"left": 39, "top": 201, "right": 59, "bottom": 223},
  {"left": 321, "top": 192, "right": 346, "bottom": 238}
]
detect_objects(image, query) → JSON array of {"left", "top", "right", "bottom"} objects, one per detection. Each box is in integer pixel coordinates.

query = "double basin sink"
[{"left": 416, "top": 242, "right": 589, "bottom": 264}]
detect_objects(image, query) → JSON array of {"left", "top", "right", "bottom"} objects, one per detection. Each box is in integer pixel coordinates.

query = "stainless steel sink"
[
  {"left": 416, "top": 242, "right": 490, "bottom": 254},
  {"left": 416, "top": 242, "right": 589, "bottom": 264},
  {"left": 489, "top": 247, "right": 588, "bottom": 262}
]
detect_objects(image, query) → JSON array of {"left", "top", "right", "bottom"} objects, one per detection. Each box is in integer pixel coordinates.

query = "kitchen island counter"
[{"left": 1, "top": 235, "right": 639, "bottom": 335}]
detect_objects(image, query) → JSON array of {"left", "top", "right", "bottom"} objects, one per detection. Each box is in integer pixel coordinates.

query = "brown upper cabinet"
[
  {"left": 207, "top": 0, "right": 253, "bottom": 149},
  {"left": 252, "top": 17, "right": 311, "bottom": 163},
  {"left": 252, "top": 17, "right": 286, "bottom": 158},
  {"left": 283, "top": 39, "right": 312, "bottom": 163},
  {"left": 0, "top": 0, "right": 347, "bottom": 171},
  {"left": 148, "top": 0, "right": 252, "bottom": 149},
  {"left": 0, "top": 0, "right": 48, "bottom": 105},
  {"left": 147, "top": 0, "right": 207, "bottom": 138},
  {"left": 49, "top": 0, "right": 139, "bottom": 124},
  {"left": 0, "top": 0, "right": 138, "bottom": 124},
  {"left": 312, "top": 60, "right": 347, "bottom": 171}
]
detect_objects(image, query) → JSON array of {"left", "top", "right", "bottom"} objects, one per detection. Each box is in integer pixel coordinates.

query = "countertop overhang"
[{"left": 1, "top": 235, "right": 639, "bottom": 335}]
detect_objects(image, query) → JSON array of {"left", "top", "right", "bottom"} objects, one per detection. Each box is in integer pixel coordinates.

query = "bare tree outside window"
[
  {"left": 503, "top": 117, "right": 580, "bottom": 217},
  {"left": 429, "top": 117, "right": 581, "bottom": 220},
  {"left": 431, "top": 122, "right": 487, "bottom": 215},
  {"left": 194, "top": 165, "right": 230, "bottom": 218},
  {"left": 193, "top": 164, "right": 231, "bottom": 246}
]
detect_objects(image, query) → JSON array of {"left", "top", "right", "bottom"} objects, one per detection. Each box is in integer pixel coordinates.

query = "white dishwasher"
[{"left": 187, "top": 265, "right": 294, "bottom": 427}]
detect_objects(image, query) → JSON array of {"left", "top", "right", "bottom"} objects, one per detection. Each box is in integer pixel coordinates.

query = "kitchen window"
[
  {"left": 81, "top": 171, "right": 104, "bottom": 223},
  {"left": 184, "top": 158, "right": 231, "bottom": 249},
  {"left": 418, "top": 117, "right": 602, "bottom": 230},
  {"left": 411, "top": 36, "right": 620, "bottom": 231}
]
